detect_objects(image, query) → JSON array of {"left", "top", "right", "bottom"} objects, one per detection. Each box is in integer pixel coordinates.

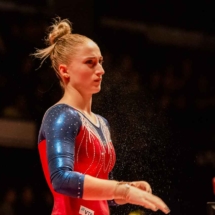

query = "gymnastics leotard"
[{"left": 38, "top": 104, "right": 116, "bottom": 215}]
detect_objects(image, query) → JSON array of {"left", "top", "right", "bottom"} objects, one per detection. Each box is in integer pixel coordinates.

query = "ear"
[{"left": 59, "top": 64, "right": 69, "bottom": 78}]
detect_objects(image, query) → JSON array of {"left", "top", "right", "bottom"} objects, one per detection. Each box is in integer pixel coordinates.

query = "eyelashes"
[
  {"left": 99, "top": 60, "right": 104, "bottom": 65},
  {"left": 86, "top": 60, "right": 94, "bottom": 65},
  {"left": 85, "top": 59, "right": 104, "bottom": 66}
]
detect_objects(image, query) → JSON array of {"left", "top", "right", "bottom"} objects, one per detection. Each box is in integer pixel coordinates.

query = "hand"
[
  {"left": 127, "top": 186, "right": 170, "bottom": 214},
  {"left": 114, "top": 181, "right": 151, "bottom": 205},
  {"left": 114, "top": 183, "right": 170, "bottom": 214},
  {"left": 128, "top": 181, "right": 152, "bottom": 193}
]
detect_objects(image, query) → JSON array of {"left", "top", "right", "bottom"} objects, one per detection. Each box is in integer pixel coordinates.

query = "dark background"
[{"left": 0, "top": 1, "right": 215, "bottom": 215}]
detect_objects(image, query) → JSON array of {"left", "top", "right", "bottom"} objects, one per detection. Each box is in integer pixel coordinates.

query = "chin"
[{"left": 92, "top": 87, "right": 101, "bottom": 94}]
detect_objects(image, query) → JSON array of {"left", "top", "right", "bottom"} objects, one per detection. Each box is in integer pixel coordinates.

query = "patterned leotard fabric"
[{"left": 38, "top": 104, "right": 116, "bottom": 215}]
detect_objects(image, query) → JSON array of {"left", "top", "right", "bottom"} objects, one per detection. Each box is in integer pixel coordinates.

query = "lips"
[{"left": 94, "top": 78, "right": 102, "bottom": 82}]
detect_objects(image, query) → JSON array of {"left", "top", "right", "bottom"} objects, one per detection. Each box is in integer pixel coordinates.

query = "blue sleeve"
[{"left": 41, "top": 105, "right": 85, "bottom": 198}]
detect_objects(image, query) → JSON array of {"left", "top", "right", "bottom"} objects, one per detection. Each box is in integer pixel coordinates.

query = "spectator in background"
[
  {"left": 16, "top": 186, "right": 37, "bottom": 215},
  {"left": 0, "top": 188, "right": 17, "bottom": 215},
  {"left": 1, "top": 94, "right": 31, "bottom": 119}
]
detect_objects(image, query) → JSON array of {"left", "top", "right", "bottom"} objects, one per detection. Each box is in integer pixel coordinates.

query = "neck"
[{"left": 57, "top": 87, "right": 93, "bottom": 115}]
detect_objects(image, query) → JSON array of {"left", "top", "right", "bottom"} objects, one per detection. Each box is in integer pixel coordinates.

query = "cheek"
[
  {"left": 69, "top": 65, "right": 92, "bottom": 84},
  {"left": 81, "top": 74, "right": 91, "bottom": 81},
  {"left": 78, "top": 69, "right": 92, "bottom": 81}
]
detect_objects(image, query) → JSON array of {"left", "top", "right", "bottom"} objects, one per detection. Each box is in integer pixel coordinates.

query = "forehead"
[{"left": 74, "top": 40, "right": 102, "bottom": 59}]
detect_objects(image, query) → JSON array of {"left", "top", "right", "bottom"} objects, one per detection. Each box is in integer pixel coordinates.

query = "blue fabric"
[{"left": 38, "top": 104, "right": 85, "bottom": 198}]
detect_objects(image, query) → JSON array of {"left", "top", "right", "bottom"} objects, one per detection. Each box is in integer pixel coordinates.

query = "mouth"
[{"left": 94, "top": 78, "right": 102, "bottom": 82}]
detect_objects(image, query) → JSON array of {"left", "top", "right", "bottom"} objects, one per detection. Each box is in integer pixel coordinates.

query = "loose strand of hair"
[{"left": 31, "top": 44, "right": 55, "bottom": 70}]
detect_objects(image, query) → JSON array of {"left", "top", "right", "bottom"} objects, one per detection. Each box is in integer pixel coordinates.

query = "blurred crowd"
[
  {"left": 0, "top": 186, "right": 52, "bottom": 215},
  {"left": 1, "top": 11, "right": 215, "bottom": 215},
  {"left": 1, "top": 15, "right": 215, "bottom": 123}
]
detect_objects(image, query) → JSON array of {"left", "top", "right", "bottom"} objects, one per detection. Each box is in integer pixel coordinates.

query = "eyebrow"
[{"left": 84, "top": 56, "right": 103, "bottom": 60}]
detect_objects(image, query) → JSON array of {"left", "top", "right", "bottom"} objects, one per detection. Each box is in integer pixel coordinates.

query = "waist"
[{"left": 52, "top": 193, "right": 109, "bottom": 215}]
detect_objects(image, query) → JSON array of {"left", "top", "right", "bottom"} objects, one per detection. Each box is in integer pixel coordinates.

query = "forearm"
[
  {"left": 54, "top": 173, "right": 170, "bottom": 214},
  {"left": 83, "top": 174, "right": 118, "bottom": 200}
]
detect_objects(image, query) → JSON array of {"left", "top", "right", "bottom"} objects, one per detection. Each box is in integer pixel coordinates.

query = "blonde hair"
[{"left": 33, "top": 17, "right": 89, "bottom": 88}]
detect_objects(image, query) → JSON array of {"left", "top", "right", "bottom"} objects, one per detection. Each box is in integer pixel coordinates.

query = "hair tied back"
[{"left": 47, "top": 17, "right": 72, "bottom": 45}]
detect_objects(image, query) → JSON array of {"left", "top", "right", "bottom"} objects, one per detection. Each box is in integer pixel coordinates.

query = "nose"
[{"left": 95, "top": 64, "right": 105, "bottom": 76}]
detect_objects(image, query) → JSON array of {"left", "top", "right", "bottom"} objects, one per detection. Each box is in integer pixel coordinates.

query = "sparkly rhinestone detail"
[{"left": 76, "top": 113, "right": 115, "bottom": 177}]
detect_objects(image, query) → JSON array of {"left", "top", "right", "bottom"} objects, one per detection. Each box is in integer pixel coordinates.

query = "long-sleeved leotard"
[{"left": 38, "top": 104, "right": 116, "bottom": 215}]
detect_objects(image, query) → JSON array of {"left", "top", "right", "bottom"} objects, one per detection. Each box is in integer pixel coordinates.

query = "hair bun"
[{"left": 47, "top": 18, "right": 72, "bottom": 45}]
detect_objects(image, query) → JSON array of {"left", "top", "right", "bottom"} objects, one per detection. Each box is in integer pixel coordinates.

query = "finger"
[
  {"left": 140, "top": 199, "right": 158, "bottom": 212},
  {"left": 145, "top": 184, "right": 152, "bottom": 193},
  {"left": 138, "top": 182, "right": 152, "bottom": 193},
  {"left": 144, "top": 193, "right": 170, "bottom": 214}
]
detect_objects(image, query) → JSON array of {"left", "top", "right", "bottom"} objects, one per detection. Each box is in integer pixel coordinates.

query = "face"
[{"left": 66, "top": 39, "right": 105, "bottom": 95}]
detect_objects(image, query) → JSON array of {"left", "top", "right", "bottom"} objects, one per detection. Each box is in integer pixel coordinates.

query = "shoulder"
[
  {"left": 38, "top": 104, "right": 82, "bottom": 143},
  {"left": 42, "top": 104, "right": 82, "bottom": 126},
  {"left": 96, "top": 114, "right": 110, "bottom": 127}
]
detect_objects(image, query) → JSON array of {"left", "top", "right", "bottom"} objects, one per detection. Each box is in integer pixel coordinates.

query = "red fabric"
[{"left": 38, "top": 125, "right": 116, "bottom": 215}]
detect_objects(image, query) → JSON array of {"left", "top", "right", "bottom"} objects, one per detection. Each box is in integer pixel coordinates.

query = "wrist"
[{"left": 114, "top": 182, "right": 130, "bottom": 200}]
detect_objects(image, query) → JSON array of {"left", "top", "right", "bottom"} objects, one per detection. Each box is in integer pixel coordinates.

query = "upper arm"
[{"left": 41, "top": 105, "right": 85, "bottom": 197}]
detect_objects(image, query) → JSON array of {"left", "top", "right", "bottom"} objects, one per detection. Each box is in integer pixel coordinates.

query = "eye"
[
  {"left": 86, "top": 60, "right": 94, "bottom": 65},
  {"left": 99, "top": 59, "right": 104, "bottom": 65}
]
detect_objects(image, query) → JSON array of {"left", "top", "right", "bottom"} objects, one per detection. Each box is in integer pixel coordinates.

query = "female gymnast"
[{"left": 34, "top": 17, "right": 170, "bottom": 215}]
